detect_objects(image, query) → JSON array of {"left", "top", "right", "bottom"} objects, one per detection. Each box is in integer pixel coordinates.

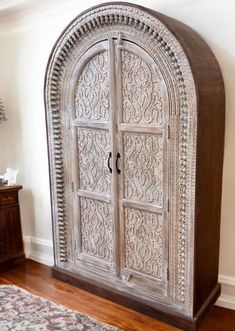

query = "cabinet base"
[{"left": 52, "top": 266, "right": 220, "bottom": 331}]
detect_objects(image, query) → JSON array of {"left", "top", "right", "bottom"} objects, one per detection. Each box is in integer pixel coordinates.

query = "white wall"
[{"left": 0, "top": 0, "right": 235, "bottom": 308}]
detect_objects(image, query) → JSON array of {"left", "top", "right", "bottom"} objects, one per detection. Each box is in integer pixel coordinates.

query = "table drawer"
[{"left": 0, "top": 191, "right": 18, "bottom": 206}]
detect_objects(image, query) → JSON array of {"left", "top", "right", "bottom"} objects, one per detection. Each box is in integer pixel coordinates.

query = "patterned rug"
[{"left": 0, "top": 285, "right": 121, "bottom": 330}]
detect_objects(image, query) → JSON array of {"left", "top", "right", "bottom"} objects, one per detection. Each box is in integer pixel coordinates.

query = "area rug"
[{"left": 0, "top": 285, "right": 121, "bottom": 330}]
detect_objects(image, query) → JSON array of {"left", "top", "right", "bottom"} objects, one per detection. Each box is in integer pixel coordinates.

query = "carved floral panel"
[
  {"left": 77, "top": 128, "right": 111, "bottom": 193},
  {"left": 121, "top": 50, "right": 163, "bottom": 126},
  {"left": 123, "top": 133, "right": 163, "bottom": 205},
  {"left": 124, "top": 207, "right": 163, "bottom": 279},
  {"left": 75, "top": 51, "right": 110, "bottom": 121},
  {"left": 80, "top": 197, "right": 113, "bottom": 262}
]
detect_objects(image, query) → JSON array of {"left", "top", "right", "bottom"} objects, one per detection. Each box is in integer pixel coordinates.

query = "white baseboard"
[
  {"left": 216, "top": 275, "right": 235, "bottom": 310},
  {"left": 23, "top": 236, "right": 235, "bottom": 310},
  {"left": 23, "top": 236, "right": 54, "bottom": 266},
  {"left": 216, "top": 294, "right": 235, "bottom": 310},
  {"left": 219, "top": 275, "right": 235, "bottom": 287}
]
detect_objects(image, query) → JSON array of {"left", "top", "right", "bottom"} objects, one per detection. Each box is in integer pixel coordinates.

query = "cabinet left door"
[{"left": 65, "top": 40, "right": 117, "bottom": 278}]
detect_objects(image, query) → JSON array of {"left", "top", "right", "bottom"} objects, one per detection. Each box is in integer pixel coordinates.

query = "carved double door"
[{"left": 69, "top": 37, "right": 169, "bottom": 297}]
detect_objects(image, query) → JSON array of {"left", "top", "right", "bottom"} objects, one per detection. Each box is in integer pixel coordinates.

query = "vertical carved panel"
[
  {"left": 124, "top": 208, "right": 163, "bottom": 279},
  {"left": 80, "top": 197, "right": 112, "bottom": 262},
  {"left": 121, "top": 50, "right": 163, "bottom": 125},
  {"left": 123, "top": 133, "right": 163, "bottom": 205},
  {"left": 75, "top": 51, "right": 109, "bottom": 121},
  {"left": 77, "top": 128, "right": 111, "bottom": 194}
]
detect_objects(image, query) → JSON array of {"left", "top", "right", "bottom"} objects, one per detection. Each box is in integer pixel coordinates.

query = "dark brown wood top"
[{"left": 0, "top": 185, "right": 23, "bottom": 192}]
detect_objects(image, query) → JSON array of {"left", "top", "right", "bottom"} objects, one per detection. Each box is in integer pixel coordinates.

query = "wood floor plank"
[{"left": 0, "top": 259, "right": 234, "bottom": 331}]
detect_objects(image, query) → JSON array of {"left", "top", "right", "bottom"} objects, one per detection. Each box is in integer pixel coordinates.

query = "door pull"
[
  {"left": 116, "top": 153, "right": 121, "bottom": 174},
  {"left": 108, "top": 152, "right": 112, "bottom": 173}
]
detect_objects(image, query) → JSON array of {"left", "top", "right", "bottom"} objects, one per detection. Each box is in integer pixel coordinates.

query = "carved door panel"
[
  {"left": 71, "top": 41, "right": 116, "bottom": 275},
  {"left": 70, "top": 38, "right": 169, "bottom": 291},
  {"left": 116, "top": 41, "right": 169, "bottom": 295}
]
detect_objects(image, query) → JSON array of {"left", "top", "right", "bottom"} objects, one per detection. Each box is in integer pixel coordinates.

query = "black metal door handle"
[
  {"left": 108, "top": 152, "right": 112, "bottom": 173},
  {"left": 116, "top": 153, "right": 121, "bottom": 174}
]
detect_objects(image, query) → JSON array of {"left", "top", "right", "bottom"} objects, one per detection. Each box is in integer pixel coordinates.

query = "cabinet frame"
[{"left": 45, "top": 3, "right": 225, "bottom": 330}]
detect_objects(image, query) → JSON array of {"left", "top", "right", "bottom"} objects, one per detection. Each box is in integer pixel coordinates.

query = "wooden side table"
[{"left": 0, "top": 185, "right": 25, "bottom": 272}]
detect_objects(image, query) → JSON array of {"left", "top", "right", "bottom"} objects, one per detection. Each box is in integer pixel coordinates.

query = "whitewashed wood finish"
[
  {"left": 124, "top": 207, "right": 163, "bottom": 279},
  {"left": 75, "top": 51, "right": 110, "bottom": 121},
  {"left": 77, "top": 128, "right": 111, "bottom": 194},
  {"left": 117, "top": 41, "right": 168, "bottom": 296},
  {"left": 123, "top": 132, "right": 163, "bottom": 205},
  {"left": 45, "top": 3, "right": 197, "bottom": 317},
  {"left": 73, "top": 119, "right": 109, "bottom": 130},
  {"left": 80, "top": 197, "right": 113, "bottom": 263},
  {"left": 76, "top": 189, "right": 111, "bottom": 204},
  {"left": 119, "top": 123, "right": 163, "bottom": 134},
  {"left": 121, "top": 49, "right": 163, "bottom": 126},
  {"left": 122, "top": 199, "right": 163, "bottom": 214},
  {"left": 70, "top": 41, "right": 115, "bottom": 275},
  {"left": 108, "top": 37, "right": 121, "bottom": 276}
]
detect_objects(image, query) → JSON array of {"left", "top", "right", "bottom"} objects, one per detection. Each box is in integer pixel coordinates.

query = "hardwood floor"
[{"left": 0, "top": 259, "right": 234, "bottom": 331}]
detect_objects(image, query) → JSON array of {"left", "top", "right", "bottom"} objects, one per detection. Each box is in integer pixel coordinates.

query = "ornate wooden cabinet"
[
  {"left": 0, "top": 185, "right": 25, "bottom": 272},
  {"left": 45, "top": 3, "right": 225, "bottom": 330}
]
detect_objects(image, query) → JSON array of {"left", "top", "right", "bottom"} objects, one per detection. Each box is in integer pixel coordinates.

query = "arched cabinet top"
[{"left": 45, "top": 1, "right": 224, "bottom": 119}]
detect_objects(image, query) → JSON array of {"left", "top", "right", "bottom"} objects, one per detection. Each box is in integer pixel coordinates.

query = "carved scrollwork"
[
  {"left": 80, "top": 197, "right": 112, "bottom": 262},
  {"left": 77, "top": 128, "right": 111, "bottom": 194},
  {"left": 123, "top": 133, "right": 163, "bottom": 205},
  {"left": 121, "top": 50, "right": 163, "bottom": 125},
  {"left": 124, "top": 208, "right": 163, "bottom": 279},
  {"left": 75, "top": 51, "right": 110, "bottom": 121}
]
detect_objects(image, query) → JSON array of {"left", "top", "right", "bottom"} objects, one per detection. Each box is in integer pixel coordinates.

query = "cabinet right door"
[{"left": 117, "top": 40, "right": 169, "bottom": 296}]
